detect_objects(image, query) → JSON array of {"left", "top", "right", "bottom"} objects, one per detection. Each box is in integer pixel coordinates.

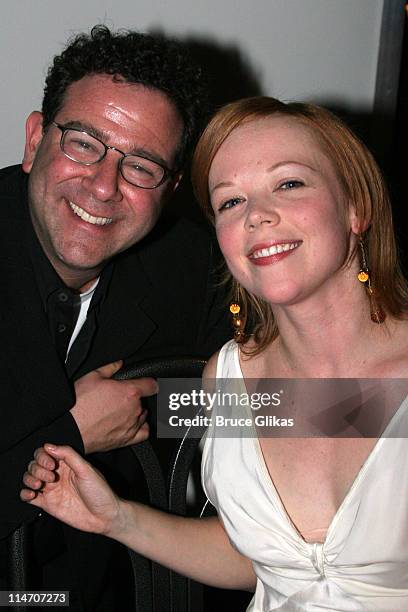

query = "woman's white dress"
[{"left": 201, "top": 340, "right": 408, "bottom": 611}]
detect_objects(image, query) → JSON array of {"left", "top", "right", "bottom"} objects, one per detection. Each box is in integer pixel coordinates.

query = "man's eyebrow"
[
  {"left": 62, "top": 120, "right": 105, "bottom": 141},
  {"left": 60, "top": 120, "right": 169, "bottom": 167},
  {"left": 132, "top": 147, "right": 168, "bottom": 168}
]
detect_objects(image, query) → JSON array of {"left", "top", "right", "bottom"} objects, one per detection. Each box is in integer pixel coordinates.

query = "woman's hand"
[
  {"left": 21, "top": 446, "right": 256, "bottom": 591},
  {"left": 21, "top": 444, "right": 124, "bottom": 537}
]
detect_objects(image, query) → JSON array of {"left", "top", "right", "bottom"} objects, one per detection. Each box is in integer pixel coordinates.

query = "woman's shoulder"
[{"left": 203, "top": 339, "right": 240, "bottom": 380}]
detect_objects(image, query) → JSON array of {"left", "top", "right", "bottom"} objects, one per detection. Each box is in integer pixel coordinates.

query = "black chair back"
[{"left": 7, "top": 357, "right": 206, "bottom": 612}]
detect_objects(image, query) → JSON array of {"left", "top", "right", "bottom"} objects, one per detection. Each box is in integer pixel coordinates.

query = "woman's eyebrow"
[
  {"left": 210, "top": 181, "right": 235, "bottom": 195},
  {"left": 210, "top": 160, "right": 319, "bottom": 194},
  {"left": 266, "top": 160, "right": 318, "bottom": 173}
]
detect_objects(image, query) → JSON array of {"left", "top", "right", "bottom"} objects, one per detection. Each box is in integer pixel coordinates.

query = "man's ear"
[{"left": 22, "top": 111, "right": 44, "bottom": 173}]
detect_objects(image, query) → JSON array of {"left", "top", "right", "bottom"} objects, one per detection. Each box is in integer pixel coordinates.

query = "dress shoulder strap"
[{"left": 215, "top": 339, "right": 242, "bottom": 379}]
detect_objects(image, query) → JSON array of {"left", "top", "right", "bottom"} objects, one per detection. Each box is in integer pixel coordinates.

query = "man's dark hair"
[{"left": 42, "top": 25, "right": 208, "bottom": 168}]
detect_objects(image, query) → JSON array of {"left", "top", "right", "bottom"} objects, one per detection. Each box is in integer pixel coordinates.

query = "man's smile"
[{"left": 69, "top": 201, "right": 113, "bottom": 226}]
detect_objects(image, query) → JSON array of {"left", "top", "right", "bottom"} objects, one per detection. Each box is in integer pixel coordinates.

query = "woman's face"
[{"left": 209, "top": 116, "right": 359, "bottom": 307}]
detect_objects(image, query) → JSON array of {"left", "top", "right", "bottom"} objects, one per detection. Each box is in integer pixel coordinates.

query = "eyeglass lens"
[{"left": 61, "top": 129, "right": 165, "bottom": 188}]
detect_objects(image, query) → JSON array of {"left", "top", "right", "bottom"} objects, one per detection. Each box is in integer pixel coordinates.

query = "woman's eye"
[
  {"left": 279, "top": 180, "right": 304, "bottom": 190},
  {"left": 218, "top": 197, "right": 243, "bottom": 212}
]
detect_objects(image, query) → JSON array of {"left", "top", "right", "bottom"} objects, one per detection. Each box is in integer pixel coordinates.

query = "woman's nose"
[{"left": 244, "top": 201, "right": 280, "bottom": 232}]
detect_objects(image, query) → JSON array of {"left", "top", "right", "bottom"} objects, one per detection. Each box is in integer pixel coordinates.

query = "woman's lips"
[{"left": 247, "top": 240, "right": 302, "bottom": 266}]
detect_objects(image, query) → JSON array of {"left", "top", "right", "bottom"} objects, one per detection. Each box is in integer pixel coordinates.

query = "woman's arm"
[
  {"left": 21, "top": 444, "right": 255, "bottom": 591},
  {"left": 118, "top": 501, "right": 254, "bottom": 589}
]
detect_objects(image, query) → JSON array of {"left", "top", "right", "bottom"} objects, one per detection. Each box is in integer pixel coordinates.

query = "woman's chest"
[{"left": 258, "top": 437, "right": 377, "bottom": 542}]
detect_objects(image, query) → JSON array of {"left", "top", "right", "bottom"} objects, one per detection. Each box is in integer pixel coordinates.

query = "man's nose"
[
  {"left": 244, "top": 200, "right": 280, "bottom": 232},
  {"left": 82, "top": 153, "right": 122, "bottom": 202}
]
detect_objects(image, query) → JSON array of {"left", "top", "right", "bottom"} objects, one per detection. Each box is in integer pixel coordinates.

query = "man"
[{"left": 0, "top": 25, "right": 229, "bottom": 610}]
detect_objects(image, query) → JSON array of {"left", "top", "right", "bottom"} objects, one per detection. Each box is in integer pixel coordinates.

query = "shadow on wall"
[
  {"left": 149, "top": 33, "right": 264, "bottom": 226},
  {"left": 184, "top": 36, "right": 263, "bottom": 112}
]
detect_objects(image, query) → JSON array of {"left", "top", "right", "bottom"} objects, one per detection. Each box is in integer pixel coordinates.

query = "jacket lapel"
[{"left": 73, "top": 251, "right": 157, "bottom": 376}]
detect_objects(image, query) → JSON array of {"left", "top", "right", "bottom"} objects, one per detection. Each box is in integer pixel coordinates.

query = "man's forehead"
[
  {"left": 55, "top": 74, "right": 183, "bottom": 164},
  {"left": 60, "top": 74, "right": 178, "bottom": 121}
]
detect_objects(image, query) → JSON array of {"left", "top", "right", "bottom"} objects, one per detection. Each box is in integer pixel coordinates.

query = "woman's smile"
[{"left": 247, "top": 240, "right": 302, "bottom": 265}]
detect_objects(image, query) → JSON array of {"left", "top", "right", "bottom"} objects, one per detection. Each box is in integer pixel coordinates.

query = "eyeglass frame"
[{"left": 51, "top": 121, "right": 177, "bottom": 189}]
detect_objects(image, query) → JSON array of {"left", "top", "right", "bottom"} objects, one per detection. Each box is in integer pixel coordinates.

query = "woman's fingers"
[
  {"left": 20, "top": 487, "right": 38, "bottom": 502},
  {"left": 33, "top": 447, "right": 57, "bottom": 470},
  {"left": 22, "top": 471, "right": 43, "bottom": 490},
  {"left": 27, "top": 460, "right": 56, "bottom": 483},
  {"left": 43, "top": 444, "right": 91, "bottom": 476}
]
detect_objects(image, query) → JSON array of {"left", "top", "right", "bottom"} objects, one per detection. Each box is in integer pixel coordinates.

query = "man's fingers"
[
  {"left": 96, "top": 360, "right": 123, "bottom": 379},
  {"left": 137, "top": 409, "right": 148, "bottom": 426},
  {"left": 132, "top": 422, "right": 150, "bottom": 444},
  {"left": 128, "top": 377, "right": 159, "bottom": 398}
]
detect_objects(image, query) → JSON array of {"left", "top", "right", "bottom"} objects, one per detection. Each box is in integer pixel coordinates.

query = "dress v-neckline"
[
  {"left": 233, "top": 344, "right": 408, "bottom": 550},
  {"left": 252, "top": 432, "right": 383, "bottom": 549}
]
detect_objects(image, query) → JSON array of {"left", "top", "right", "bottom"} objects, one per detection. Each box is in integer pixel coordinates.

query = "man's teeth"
[
  {"left": 251, "top": 242, "right": 300, "bottom": 259},
  {"left": 69, "top": 202, "right": 112, "bottom": 226}
]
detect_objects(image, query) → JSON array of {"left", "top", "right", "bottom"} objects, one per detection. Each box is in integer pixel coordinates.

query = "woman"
[{"left": 21, "top": 97, "right": 408, "bottom": 610}]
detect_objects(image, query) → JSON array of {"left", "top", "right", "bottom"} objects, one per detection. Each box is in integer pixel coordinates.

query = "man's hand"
[
  {"left": 21, "top": 445, "right": 124, "bottom": 536},
  {"left": 71, "top": 361, "right": 157, "bottom": 454}
]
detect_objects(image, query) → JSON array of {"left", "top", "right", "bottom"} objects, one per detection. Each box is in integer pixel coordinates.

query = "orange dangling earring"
[
  {"left": 230, "top": 303, "right": 246, "bottom": 342},
  {"left": 357, "top": 237, "right": 386, "bottom": 324}
]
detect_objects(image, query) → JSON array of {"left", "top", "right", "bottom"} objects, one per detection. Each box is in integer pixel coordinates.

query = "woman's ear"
[
  {"left": 22, "top": 111, "right": 44, "bottom": 173},
  {"left": 348, "top": 202, "right": 369, "bottom": 236}
]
